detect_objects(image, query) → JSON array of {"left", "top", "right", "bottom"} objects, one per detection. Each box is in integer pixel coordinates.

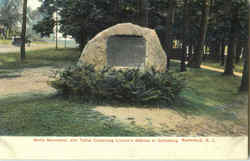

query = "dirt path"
[
  {"left": 95, "top": 103, "right": 247, "bottom": 137},
  {"left": 171, "top": 60, "right": 242, "bottom": 77},
  {"left": 94, "top": 65, "right": 245, "bottom": 136},
  {"left": 201, "top": 65, "right": 242, "bottom": 77},
  {"left": 0, "top": 60, "right": 242, "bottom": 98},
  {"left": 0, "top": 67, "right": 57, "bottom": 98},
  {"left": 0, "top": 65, "right": 247, "bottom": 136}
]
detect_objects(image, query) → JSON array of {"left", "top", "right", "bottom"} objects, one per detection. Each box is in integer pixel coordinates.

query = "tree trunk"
[
  {"left": 240, "top": 47, "right": 248, "bottom": 91},
  {"left": 2, "top": 28, "right": 7, "bottom": 39},
  {"left": 203, "top": 45, "right": 209, "bottom": 62},
  {"left": 165, "top": 0, "right": 176, "bottom": 70},
  {"left": 216, "top": 40, "right": 222, "bottom": 62},
  {"left": 20, "top": 0, "right": 27, "bottom": 62},
  {"left": 188, "top": 0, "right": 210, "bottom": 68},
  {"left": 136, "top": 0, "right": 148, "bottom": 27},
  {"left": 241, "top": 47, "right": 246, "bottom": 61},
  {"left": 224, "top": 39, "right": 236, "bottom": 75},
  {"left": 181, "top": 0, "right": 190, "bottom": 72},
  {"left": 239, "top": 2, "right": 249, "bottom": 92},
  {"left": 235, "top": 42, "right": 242, "bottom": 64},
  {"left": 215, "top": 40, "right": 221, "bottom": 62},
  {"left": 113, "top": 0, "right": 121, "bottom": 23},
  {"left": 224, "top": 3, "right": 239, "bottom": 75},
  {"left": 8, "top": 27, "right": 12, "bottom": 38},
  {"left": 165, "top": 0, "right": 176, "bottom": 50},
  {"left": 220, "top": 40, "right": 226, "bottom": 66},
  {"left": 79, "top": 31, "right": 88, "bottom": 51},
  {"left": 188, "top": 42, "right": 194, "bottom": 60},
  {"left": 55, "top": 10, "right": 58, "bottom": 50},
  {"left": 209, "top": 43, "right": 216, "bottom": 60},
  {"left": 7, "top": 27, "right": 9, "bottom": 38}
]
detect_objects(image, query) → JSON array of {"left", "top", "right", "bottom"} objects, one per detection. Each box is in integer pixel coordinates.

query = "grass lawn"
[
  {"left": 170, "top": 61, "right": 246, "bottom": 119},
  {"left": 31, "top": 40, "right": 50, "bottom": 45},
  {"left": 202, "top": 59, "right": 244, "bottom": 73},
  {"left": 0, "top": 40, "right": 11, "bottom": 45},
  {"left": 0, "top": 96, "right": 156, "bottom": 136},
  {"left": 0, "top": 48, "right": 247, "bottom": 136},
  {"left": 0, "top": 48, "right": 81, "bottom": 69},
  {"left": 0, "top": 40, "right": 49, "bottom": 45}
]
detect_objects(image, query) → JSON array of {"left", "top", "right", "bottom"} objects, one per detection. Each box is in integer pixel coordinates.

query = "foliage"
[
  {"left": 26, "top": 8, "right": 46, "bottom": 40},
  {"left": 0, "top": 60, "right": 247, "bottom": 136},
  {"left": 33, "top": 0, "right": 248, "bottom": 84},
  {"left": 34, "top": 0, "right": 248, "bottom": 48},
  {"left": 33, "top": 16, "right": 55, "bottom": 37},
  {"left": 0, "top": 0, "right": 22, "bottom": 26},
  {"left": 50, "top": 64, "right": 186, "bottom": 105},
  {"left": 0, "top": 0, "right": 43, "bottom": 39},
  {"left": 0, "top": 0, "right": 22, "bottom": 39}
]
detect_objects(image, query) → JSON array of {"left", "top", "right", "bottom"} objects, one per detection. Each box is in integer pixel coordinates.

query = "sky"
[
  {"left": 28, "top": 0, "right": 41, "bottom": 10},
  {"left": 0, "top": 0, "right": 41, "bottom": 10}
]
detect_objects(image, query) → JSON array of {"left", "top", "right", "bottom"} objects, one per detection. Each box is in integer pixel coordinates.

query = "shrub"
[{"left": 50, "top": 64, "right": 186, "bottom": 105}]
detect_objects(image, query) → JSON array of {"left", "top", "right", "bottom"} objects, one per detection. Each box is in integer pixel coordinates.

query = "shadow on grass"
[
  {"left": 0, "top": 91, "right": 57, "bottom": 105},
  {"left": 166, "top": 61, "right": 244, "bottom": 121},
  {"left": 0, "top": 93, "right": 158, "bottom": 136},
  {"left": 57, "top": 89, "right": 239, "bottom": 123},
  {"left": 0, "top": 69, "right": 21, "bottom": 78},
  {"left": 172, "top": 94, "right": 238, "bottom": 122}
]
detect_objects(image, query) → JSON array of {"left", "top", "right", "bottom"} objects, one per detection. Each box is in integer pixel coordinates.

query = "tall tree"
[
  {"left": 220, "top": 39, "right": 226, "bottom": 66},
  {"left": 223, "top": 0, "right": 247, "bottom": 75},
  {"left": 113, "top": 0, "right": 121, "bottom": 23},
  {"left": 223, "top": 0, "right": 235, "bottom": 75},
  {"left": 188, "top": 0, "right": 210, "bottom": 68},
  {"left": 239, "top": 1, "right": 249, "bottom": 91},
  {"left": 136, "top": 0, "right": 148, "bottom": 26},
  {"left": 180, "top": 0, "right": 190, "bottom": 72},
  {"left": 0, "top": 0, "right": 22, "bottom": 38},
  {"left": 165, "top": 0, "right": 176, "bottom": 51},
  {"left": 20, "top": 0, "right": 27, "bottom": 61},
  {"left": 165, "top": 0, "right": 176, "bottom": 69},
  {"left": 55, "top": 10, "right": 58, "bottom": 49}
]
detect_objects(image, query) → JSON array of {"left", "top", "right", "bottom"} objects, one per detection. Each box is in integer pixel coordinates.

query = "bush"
[{"left": 50, "top": 64, "right": 186, "bottom": 105}]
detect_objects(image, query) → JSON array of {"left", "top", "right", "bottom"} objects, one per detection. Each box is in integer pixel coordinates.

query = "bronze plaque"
[{"left": 107, "top": 35, "right": 146, "bottom": 67}]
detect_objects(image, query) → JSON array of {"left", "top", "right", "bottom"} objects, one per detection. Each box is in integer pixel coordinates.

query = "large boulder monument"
[{"left": 78, "top": 23, "right": 167, "bottom": 72}]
